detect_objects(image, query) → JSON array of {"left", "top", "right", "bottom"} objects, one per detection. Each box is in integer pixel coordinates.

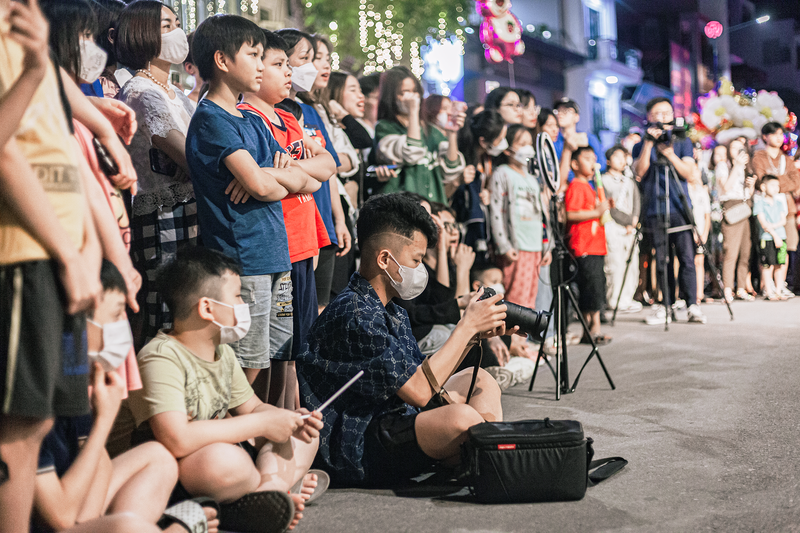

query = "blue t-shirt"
[
  {"left": 80, "top": 80, "right": 103, "bottom": 98},
  {"left": 554, "top": 130, "right": 606, "bottom": 182},
  {"left": 753, "top": 193, "right": 788, "bottom": 241},
  {"left": 186, "top": 99, "right": 290, "bottom": 275},
  {"left": 632, "top": 137, "right": 694, "bottom": 222},
  {"left": 299, "top": 103, "right": 339, "bottom": 245},
  {"left": 296, "top": 272, "right": 423, "bottom": 484}
]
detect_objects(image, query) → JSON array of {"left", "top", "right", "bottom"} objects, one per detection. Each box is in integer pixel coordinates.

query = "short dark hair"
[
  {"left": 553, "top": 98, "right": 579, "bottom": 113},
  {"left": 115, "top": 0, "right": 162, "bottom": 71},
  {"left": 100, "top": 259, "right": 126, "bottom": 294},
  {"left": 605, "top": 144, "right": 628, "bottom": 161},
  {"left": 646, "top": 97, "right": 673, "bottom": 114},
  {"left": 192, "top": 14, "right": 267, "bottom": 82},
  {"left": 470, "top": 265, "right": 502, "bottom": 285},
  {"left": 157, "top": 247, "right": 242, "bottom": 321},
  {"left": 396, "top": 191, "right": 428, "bottom": 206},
  {"left": 762, "top": 173, "right": 779, "bottom": 183},
  {"left": 537, "top": 108, "right": 556, "bottom": 130},
  {"left": 275, "top": 28, "right": 316, "bottom": 58},
  {"left": 762, "top": 122, "right": 784, "bottom": 136},
  {"left": 184, "top": 30, "right": 196, "bottom": 65},
  {"left": 357, "top": 193, "right": 439, "bottom": 250},
  {"left": 263, "top": 29, "right": 288, "bottom": 53},
  {"left": 430, "top": 201, "right": 456, "bottom": 219},
  {"left": 92, "top": 0, "right": 126, "bottom": 67},
  {"left": 276, "top": 98, "right": 303, "bottom": 121},
  {"left": 377, "top": 66, "right": 423, "bottom": 122},
  {"left": 571, "top": 145, "right": 595, "bottom": 162},
  {"left": 516, "top": 88, "right": 535, "bottom": 107},
  {"left": 484, "top": 87, "right": 516, "bottom": 112},
  {"left": 41, "top": 0, "right": 99, "bottom": 81},
  {"left": 359, "top": 72, "right": 381, "bottom": 96}
]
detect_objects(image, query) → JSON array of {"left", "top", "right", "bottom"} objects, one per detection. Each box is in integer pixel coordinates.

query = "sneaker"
[
  {"left": 671, "top": 299, "right": 687, "bottom": 310},
  {"left": 644, "top": 305, "right": 671, "bottom": 325},
  {"left": 687, "top": 304, "right": 707, "bottom": 324},
  {"left": 621, "top": 301, "right": 643, "bottom": 313},
  {"left": 781, "top": 287, "right": 796, "bottom": 299},
  {"left": 485, "top": 366, "right": 514, "bottom": 391},
  {"left": 504, "top": 357, "right": 537, "bottom": 385}
]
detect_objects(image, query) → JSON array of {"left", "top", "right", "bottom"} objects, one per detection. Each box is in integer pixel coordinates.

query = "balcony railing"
[{"left": 587, "top": 38, "right": 642, "bottom": 70}]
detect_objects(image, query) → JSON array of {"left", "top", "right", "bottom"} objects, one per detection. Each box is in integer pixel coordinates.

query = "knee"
[
  {"left": 475, "top": 368, "right": 502, "bottom": 397},
  {"left": 141, "top": 441, "right": 180, "bottom": 484},
  {"left": 180, "top": 443, "right": 256, "bottom": 493},
  {"left": 447, "top": 404, "right": 485, "bottom": 434}
]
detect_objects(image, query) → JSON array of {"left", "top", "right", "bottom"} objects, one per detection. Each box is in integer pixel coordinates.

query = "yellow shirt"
[{"left": 0, "top": 18, "right": 85, "bottom": 265}]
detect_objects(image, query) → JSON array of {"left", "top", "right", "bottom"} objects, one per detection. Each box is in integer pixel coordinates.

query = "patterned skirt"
[{"left": 129, "top": 200, "right": 200, "bottom": 351}]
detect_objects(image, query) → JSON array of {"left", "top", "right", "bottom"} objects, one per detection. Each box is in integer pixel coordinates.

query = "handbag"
[
  {"left": 461, "top": 418, "right": 627, "bottom": 503},
  {"left": 723, "top": 201, "right": 752, "bottom": 225}
]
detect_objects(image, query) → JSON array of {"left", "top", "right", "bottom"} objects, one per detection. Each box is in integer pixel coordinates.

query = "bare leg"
[
  {"left": 75, "top": 448, "right": 113, "bottom": 522},
  {"left": 443, "top": 368, "right": 503, "bottom": 422},
  {"left": 104, "top": 442, "right": 178, "bottom": 523},
  {"left": 0, "top": 415, "right": 53, "bottom": 533},
  {"left": 177, "top": 443, "right": 260, "bottom": 503},
  {"left": 694, "top": 254, "right": 705, "bottom": 304},
  {"left": 415, "top": 404, "right": 485, "bottom": 463},
  {"left": 776, "top": 262, "right": 788, "bottom": 295},
  {"left": 267, "top": 361, "right": 288, "bottom": 408},
  {"left": 64, "top": 513, "right": 161, "bottom": 533},
  {"left": 247, "top": 367, "right": 271, "bottom": 403},
  {"left": 255, "top": 437, "right": 318, "bottom": 493}
]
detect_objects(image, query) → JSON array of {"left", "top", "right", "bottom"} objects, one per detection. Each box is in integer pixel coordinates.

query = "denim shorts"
[{"left": 232, "top": 272, "right": 293, "bottom": 369}]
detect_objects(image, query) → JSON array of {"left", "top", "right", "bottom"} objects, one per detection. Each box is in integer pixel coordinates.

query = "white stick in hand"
[{"left": 300, "top": 370, "right": 364, "bottom": 419}]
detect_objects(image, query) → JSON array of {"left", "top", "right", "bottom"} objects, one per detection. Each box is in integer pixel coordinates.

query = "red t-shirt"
[
  {"left": 237, "top": 103, "right": 331, "bottom": 262},
  {"left": 565, "top": 178, "right": 607, "bottom": 256}
]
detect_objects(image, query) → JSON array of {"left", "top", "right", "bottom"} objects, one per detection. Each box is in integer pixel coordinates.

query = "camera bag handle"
[{"left": 585, "top": 438, "right": 628, "bottom": 486}]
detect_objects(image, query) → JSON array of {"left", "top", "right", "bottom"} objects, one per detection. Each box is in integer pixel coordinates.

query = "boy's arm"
[
  {"left": 293, "top": 137, "right": 337, "bottom": 182},
  {"left": 329, "top": 179, "right": 352, "bottom": 256},
  {"left": 33, "top": 365, "right": 122, "bottom": 530},
  {"left": 0, "top": 0, "right": 49, "bottom": 150},
  {"left": 148, "top": 396, "right": 304, "bottom": 458},
  {"left": 224, "top": 150, "right": 291, "bottom": 202},
  {"left": 61, "top": 69, "right": 138, "bottom": 192},
  {"left": 0, "top": 140, "right": 101, "bottom": 313},
  {"left": 565, "top": 189, "right": 607, "bottom": 222}
]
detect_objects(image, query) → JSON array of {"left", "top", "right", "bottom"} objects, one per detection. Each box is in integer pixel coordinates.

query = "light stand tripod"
[
  {"left": 528, "top": 194, "right": 616, "bottom": 399},
  {"left": 609, "top": 158, "right": 733, "bottom": 327}
]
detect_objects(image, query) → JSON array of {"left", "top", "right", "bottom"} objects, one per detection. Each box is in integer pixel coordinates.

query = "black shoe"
[{"left": 219, "top": 491, "right": 294, "bottom": 533}]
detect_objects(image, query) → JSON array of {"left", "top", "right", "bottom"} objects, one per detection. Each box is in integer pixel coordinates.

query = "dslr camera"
[
  {"left": 478, "top": 287, "right": 551, "bottom": 342},
  {"left": 644, "top": 117, "right": 688, "bottom": 145}
]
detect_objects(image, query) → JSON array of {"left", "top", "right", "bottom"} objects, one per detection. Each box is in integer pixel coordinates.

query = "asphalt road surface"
[{"left": 295, "top": 298, "right": 800, "bottom": 532}]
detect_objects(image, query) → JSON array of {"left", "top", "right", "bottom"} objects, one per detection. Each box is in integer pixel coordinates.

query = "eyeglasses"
[
  {"left": 443, "top": 222, "right": 459, "bottom": 232},
  {"left": 501, "top": 103, "right": 523, "bottom": 110},
  {"left": 554, "top": 108, "right": 576, "bottom": 116}
]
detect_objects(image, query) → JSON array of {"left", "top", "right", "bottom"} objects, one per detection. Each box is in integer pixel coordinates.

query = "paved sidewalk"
[{"left": 295, "top": 299, "right": 800, "bottom": 532}]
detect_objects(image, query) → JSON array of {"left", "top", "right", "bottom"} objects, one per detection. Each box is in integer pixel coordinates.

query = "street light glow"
[
  {"left": 756, "top": 15, "right": 770, "bottom": 24},
  {"left": 606, "top": 75, "right": 619, "bottom": 84}
]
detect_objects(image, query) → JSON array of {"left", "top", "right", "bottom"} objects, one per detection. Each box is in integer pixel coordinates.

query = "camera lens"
[{"left": 478, "top": 288, "right": 552, "bottom": 343}]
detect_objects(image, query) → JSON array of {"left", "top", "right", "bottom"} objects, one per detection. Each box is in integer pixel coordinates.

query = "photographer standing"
[{"left": 632, "top": 97, "right": 707, "bottom": 325}]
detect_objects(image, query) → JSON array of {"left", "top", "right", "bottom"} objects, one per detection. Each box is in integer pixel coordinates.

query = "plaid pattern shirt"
[{"left": 297, "top": 272, "right": 423, "bottom": 484}]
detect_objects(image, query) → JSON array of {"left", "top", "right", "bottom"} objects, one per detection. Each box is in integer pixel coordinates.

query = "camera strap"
[{"left": 421, "top": 335, "right": 482, "bottom": 405}]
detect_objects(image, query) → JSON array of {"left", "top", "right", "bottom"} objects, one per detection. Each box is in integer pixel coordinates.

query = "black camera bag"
[{"left": 461, "top": 418, "right": 626, "bottom": 503}]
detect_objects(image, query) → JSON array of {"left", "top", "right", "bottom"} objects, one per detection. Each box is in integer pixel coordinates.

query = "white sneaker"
[
  {"left": 645, "top": 305, "right": 671, "bottom": 325},
  {"left": 781, "top": 285, "right": 796, "bottom": 299},
  {"left": 621, "top": 301, "right": 643, "bottom": 313},
  {"left": 687, "top": 304, "right": 707, "bottom": 324},
  {"left": 671, "top": 299, "right": 687, "bottom": 310},
  {"left": 485, "top": 366, "right": 514, "bottom": 391}
]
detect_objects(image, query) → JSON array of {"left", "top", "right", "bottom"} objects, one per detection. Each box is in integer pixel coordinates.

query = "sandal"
[
  {"left": 735, "top": 290, "right": 755, "bottom": 301},
  {"left": 219, "top": 490, "right": 294, "bottom": 533},
  {"left": 580, "top": 334, "right": 612, "bottom": 346},
  {"left": 290, "top": 469, "right": 330, "bottom": 505},
  {"left": 158, "top": 497, "right": 219, "bottom": 533}
]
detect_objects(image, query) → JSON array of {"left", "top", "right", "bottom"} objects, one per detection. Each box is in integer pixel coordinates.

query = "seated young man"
[
  {"left": 296, "top": 193, "right": 513, "bottom": 487},
  {"left": 127, "top": 247, "right": 324, "bottom": 532},
  {"left": 32, "top": 261, "right": 215, "bottom": 533}
]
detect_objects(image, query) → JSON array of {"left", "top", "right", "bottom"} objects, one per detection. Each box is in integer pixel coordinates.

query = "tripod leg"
[
  {"left": 611, "top": 226, "right": 641, "bottom": 327},
  {"left": 701, "top": 242, "right": 734, "bottom": 320},
  {"left": 529, "top": 290, "right": 558, "bottom": 392}
]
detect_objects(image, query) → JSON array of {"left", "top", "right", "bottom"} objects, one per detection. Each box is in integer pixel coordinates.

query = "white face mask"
[
  {"left": 437, "top": 111, "right": 449, "bottom": 129},
  {"left": 512, "top": 145, "right": 536, "bottom": 165},
  {"left": 79, "top": 39, "right": 108, "bottom": 84},
  {"left": 488, "top": 283, "right": 506, "bottom": 296},
  {"left": 87, "top": 319, "right": 133, "bottom": 372},
  {"left": 291, "top": 62, "right": 318, "bottom": 93},
  {"left": 159, "top": 28, "right": 189, "bottom": 64},
  {"left": 385, "top": 253, "right": 428, "bottom": 300},
  {"left": 486, "top": 137, "right": 509, "bottom": 157},
  {"left": 209, "top": 299, "right": 251, "bottom": 344}
]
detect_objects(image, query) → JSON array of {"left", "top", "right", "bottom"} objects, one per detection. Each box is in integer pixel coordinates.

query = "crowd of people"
[{"left": 2, "top": 0, "right": 799, "bottom": 531}]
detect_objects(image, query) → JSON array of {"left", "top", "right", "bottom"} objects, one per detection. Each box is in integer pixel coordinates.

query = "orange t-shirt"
[
  {"left": 237, "top": 104, "right": 330, "bottom": 262},
  {"left": 565, "top": 179, "right": 607, "bottom": 256}
]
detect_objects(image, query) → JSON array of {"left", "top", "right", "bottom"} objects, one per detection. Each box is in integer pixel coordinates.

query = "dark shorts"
[
  {"left": 315, "top": 245, "right": 338, "bottom": 307},
  {"left": 575, "top": 255, "right": 606, "bottom": 312},
  {"left": 275, "top": 257, "right": 318, "bottom": 361},
  {"left": 760, "top": 239, "right": 787, "bottom": 266},
  {"left": 0, "top": 261, "right": 90, "bottom": 420},
  {"left": 363, "top": 411, "right": 436, "bottom": 487}
]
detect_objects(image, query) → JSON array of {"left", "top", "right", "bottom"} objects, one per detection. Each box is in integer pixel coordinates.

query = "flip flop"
[
  {"left": 219, "top": 490, "right": 294, "bottom": 533},
  {"left": 581, "top": 334, "right": 612, "bottom": 346},
  {"left": 290, "top": 469, "right": 330, "bottom": 505},
  {"left": 158, "top": 497, "right": 219, "bottom": 533}
]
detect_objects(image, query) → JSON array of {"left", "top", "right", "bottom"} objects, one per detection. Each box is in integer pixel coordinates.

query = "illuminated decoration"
[
  {"left": 476, "top": 0, "right": 525, "bottom": 63},
  {"left": 409, "top": 39, "right": 423, "bottom": 78},
  {"left": 331, "top": 52, "right": 340, "bottom": 71},
  {"left": 692, "top": 77, "right": 797, "bottom": 149},
  {"left": 240, "top": 0, "right": 247, "bottom": 17},
  {"left": 422, "top": 36, "right": 464, "bottom": 97},
  {"left": 216, "top": 0, "right": 226, "bottom": 14},
  {"left": 704, "top": 20, "right": 723, "bottom": 39},
  {"left": 359, "top": 2, "right": 405, "bottom": 75},
  {"left": 250, "top": 0, "right": 258, "bottom": 15}
]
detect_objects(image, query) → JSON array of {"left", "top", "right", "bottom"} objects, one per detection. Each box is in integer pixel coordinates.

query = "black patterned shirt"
[{"left": 297, "top": 272, "right": 423, "bottom": 483}]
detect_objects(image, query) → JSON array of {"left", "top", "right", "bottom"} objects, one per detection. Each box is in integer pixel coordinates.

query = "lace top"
[{"left": 118, "top": 76, "right": 196, "bottom": 215}]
